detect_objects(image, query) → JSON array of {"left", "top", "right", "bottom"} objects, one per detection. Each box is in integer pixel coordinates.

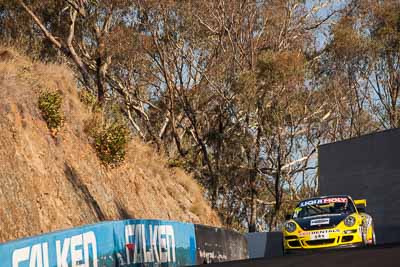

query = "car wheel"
[
  {"left": 360, "top": 225, "right": 368, "bottom": 246},
  {"left": 370, "top": 225, "right": 376, "bottom": 246}
]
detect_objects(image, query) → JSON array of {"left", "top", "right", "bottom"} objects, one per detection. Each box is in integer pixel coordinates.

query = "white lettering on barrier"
[
  {"left": 12, "top": 246, "right": 30, "bottom": 267},
  {"left": 12, "top": 231, "right": 97, "bottom": 267},
  {"left": 56, "top": 238, "right": 70, "bottom": 267},
  {"left": 30, "top": 244, "right": 44, "bottom": 267},
  {"left": 70, "top": 234, "right": 83, "bottom": 267},
  {"left": 13, "top": 243, "right": 49, "bottom": 267},
  {"left": 125, "top": 224, "right": 176, "bottom": 264},
  {"left": 43, "top": 243, "right": 49, "bottom": 267},
  {"left": 199, "top": 250, "right": 228, "bottom": 263},
  {"left": 149, "top": 225, "right": 159, "bottom": 262},
  {"left": 83, "top": 232, "right": 97, "bottom": 267}
]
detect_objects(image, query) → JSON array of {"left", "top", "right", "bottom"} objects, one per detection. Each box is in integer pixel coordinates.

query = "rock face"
[{"left": 0, "top": 48, "right": 220, "bottom": 243}]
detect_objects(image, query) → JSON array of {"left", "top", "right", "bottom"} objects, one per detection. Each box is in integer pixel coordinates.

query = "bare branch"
[{"left": 18, "top": 1, "right": 62, "bottom": 49}]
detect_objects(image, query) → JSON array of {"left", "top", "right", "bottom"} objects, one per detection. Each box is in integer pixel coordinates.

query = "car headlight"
[
  {"left": 344, "top": 216, "right": 356, "bottom": 227},
  {"left": 285, "top": 221, "right": 297, "bottom": 233}
]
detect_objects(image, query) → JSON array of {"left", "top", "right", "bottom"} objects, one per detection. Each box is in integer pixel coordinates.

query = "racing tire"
[
  {"left": 370, "top": 225, "right": 376, "bottom": 246},
  {"left": 361, "top": 225, "right": 368, "bottom": 247}
]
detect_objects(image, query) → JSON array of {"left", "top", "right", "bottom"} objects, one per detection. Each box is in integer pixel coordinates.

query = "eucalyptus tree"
[
  {"left": 320, "top": 0, "right": 400, "bottom": 139},
  {"left": 5, "top": 0, "right": 349, "bottom": 232}
]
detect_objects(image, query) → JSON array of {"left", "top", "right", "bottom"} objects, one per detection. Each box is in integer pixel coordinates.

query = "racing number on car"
[{"left": 311, "top": 232, "right": 329, "bottom": 240}]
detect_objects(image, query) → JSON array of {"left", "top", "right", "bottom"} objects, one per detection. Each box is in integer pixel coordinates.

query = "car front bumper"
[{"left": 284, "top": 228, "right": 363, "bottom": 250}]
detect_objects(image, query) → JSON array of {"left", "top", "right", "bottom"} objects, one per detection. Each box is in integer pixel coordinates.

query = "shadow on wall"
[{"left": 245, "top": 232, "right": 283, "bottom": 259}]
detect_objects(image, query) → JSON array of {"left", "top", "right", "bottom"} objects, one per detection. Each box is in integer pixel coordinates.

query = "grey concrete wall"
[
  {"left": 319, "top": 128, "right": 400, "bottom": 244},
  {"left": 245, "top": 232, "right": 283, "bottom": 259},
  {"left": 195, "top": 224, "right": 248, "bottom": 264}
]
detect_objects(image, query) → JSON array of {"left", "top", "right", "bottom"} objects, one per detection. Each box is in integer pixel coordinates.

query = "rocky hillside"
[{"left": 0, "top": 48, "right": 220, "bottom": 243}]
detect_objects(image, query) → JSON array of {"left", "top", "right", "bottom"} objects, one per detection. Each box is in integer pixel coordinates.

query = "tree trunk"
[
  {"left": 96, "top": 57, "right": 106, "bottom": 103},
  {"left": 248, "top": 184, "right": 257, "bottom": 232}
]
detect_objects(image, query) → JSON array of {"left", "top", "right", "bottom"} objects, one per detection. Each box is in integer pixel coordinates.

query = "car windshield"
[{"left": 293, "top": 197, "right": 355, "bottom": 219}]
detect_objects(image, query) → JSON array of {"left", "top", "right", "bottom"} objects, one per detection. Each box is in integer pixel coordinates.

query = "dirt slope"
[{"left": 0, "top": 48, "right": 220, "bottom": 243}]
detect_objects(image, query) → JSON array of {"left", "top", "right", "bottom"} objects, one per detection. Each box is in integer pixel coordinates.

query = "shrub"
[
  {"left": 167, "top": 158, "right": 185, "bottom": 168},
  {"left": 79, "top": 89, "right": 101, "bottom": 112},
  {"left": 38, "top": 90, "right": 64, "bottom": 132},
  {"left": 89, "top": 119, "right": 131, "bottom": 166},
  {"left": 84, "top": 99, "right": 131, "bottom": 166}
]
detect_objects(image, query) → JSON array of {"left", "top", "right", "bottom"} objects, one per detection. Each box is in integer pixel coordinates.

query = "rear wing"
[{"left": 354, "top": 199, "right": 367, "bottom": 212}]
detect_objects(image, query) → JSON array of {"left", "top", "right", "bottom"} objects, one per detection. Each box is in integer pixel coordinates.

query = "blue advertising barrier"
[{"left": 0, "top": 219, "right": 197, "bottom": 267}]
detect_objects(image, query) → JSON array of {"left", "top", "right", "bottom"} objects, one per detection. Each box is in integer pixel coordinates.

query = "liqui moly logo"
[{"left": 299, "top": 197, "right": 348, "bottom": 207}]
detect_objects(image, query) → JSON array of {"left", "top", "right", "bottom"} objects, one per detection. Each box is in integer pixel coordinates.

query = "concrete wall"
[
  {"left": 319, "top": 128, "right": 400, "bottom": 244},
  {"left": 194, "top": 225, "right": 248, "bottom": 264},
  {"left": 245, "top": 232, "right": 283, "bottom": 259}
]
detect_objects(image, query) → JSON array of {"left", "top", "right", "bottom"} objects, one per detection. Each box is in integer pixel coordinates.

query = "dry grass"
[{"left": 0, "top": 47, "right": 220, "bottom": 243}]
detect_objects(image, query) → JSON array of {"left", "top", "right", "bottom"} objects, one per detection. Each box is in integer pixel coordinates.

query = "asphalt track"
[{"left": 197, "top": 244, "right": 400, "bottom": 267}]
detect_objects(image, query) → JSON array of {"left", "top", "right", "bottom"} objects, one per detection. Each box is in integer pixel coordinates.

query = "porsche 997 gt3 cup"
[{"left": 283, "top": 195, "right": 376, "bottom": 251}]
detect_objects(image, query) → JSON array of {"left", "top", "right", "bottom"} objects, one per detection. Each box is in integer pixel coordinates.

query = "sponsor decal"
[
  {"left": 199, "top": 250, "right": 228, "bottom": 263},
  {"left": 299, "top": 231, "right": 309, "bottom": 237},
  {"left": 2, "top": 220, "right": 197, "bottom": 267},
  {"left": 124, "top": 224, "right": 176, "bottom": 264},
  {"left": 12, "top": 231, "right": 97, "bottom": 267},
  {"left": 310, "top": 218, "right": 330, "bottom": 226},
  {"left": 311, "top": 232, "right": 328, "bottom": 240},
  {"left": 299, "top": 197, "right": 348, "bottom": 207},
  {"left": 299, "top": 229, "right": 340, "bottom": 237}
]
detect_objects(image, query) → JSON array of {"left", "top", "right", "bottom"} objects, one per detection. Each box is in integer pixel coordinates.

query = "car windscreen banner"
[{"left": 299, "top": 197, "right": 348, "bottom": 207}]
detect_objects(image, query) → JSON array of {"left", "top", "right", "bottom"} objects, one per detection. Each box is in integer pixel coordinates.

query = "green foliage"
[
  {"left": 167, "top": 158, "right": 186, "bottom": 168},
  {"left": 79, "top": 89, "right": 97, "bottom": 106},
  {"left": 92, "top": 121, "right": 131, "bottom": 166},
  {"left": 79, "top": 89, "right": 101, "bottom": 112},
  {"left": 85, "top": 108, "right": 131, "bottom": 167},
  {"left": 38, "top": 90, "right": 64, "bottom": 132},
  {"left": 80, "top": 92, "right": 131, "bottom": 166}
]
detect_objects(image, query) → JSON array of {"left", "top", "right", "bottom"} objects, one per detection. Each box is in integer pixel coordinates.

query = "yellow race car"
[{"left": 283, "top": 195, "right": 376, "bottom": 251}]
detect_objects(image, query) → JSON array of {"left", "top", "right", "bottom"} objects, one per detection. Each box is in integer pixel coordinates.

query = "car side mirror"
[{"left": 285, "top": 214, "right": 292, "bottom": 220}]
